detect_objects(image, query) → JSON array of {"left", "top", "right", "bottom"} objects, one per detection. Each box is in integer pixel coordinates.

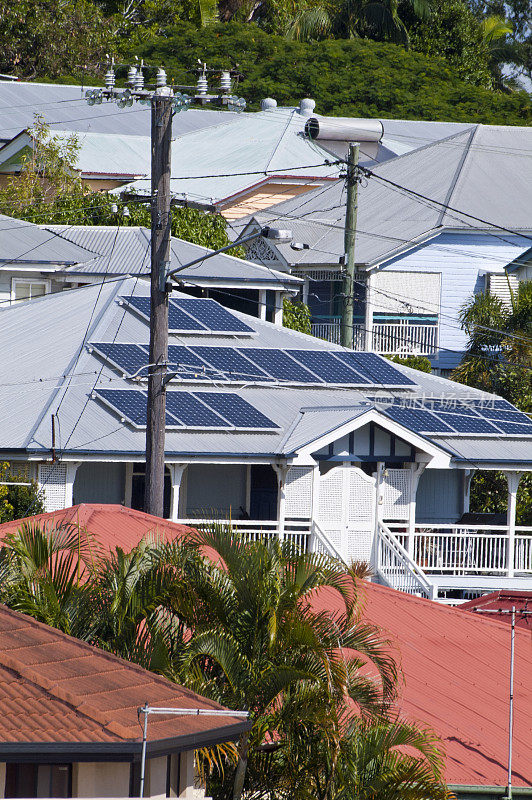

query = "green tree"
[
  {"left": 388, "top": 354, "right": 433, "bottom": 372},
  {"left": 0, "top": 0, "right": 114, "bottom": 80},
  {"left": 0, "top": 463, "right": 44, "bottom": 523},
  {"left": 283, "top": 298, "right": 312, "bottom": 334},
  {"left": 0, "top": 119, "right": 241, "bottom": 253}
]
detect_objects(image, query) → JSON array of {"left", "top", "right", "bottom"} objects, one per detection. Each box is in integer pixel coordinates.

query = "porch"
[{"left": 310, "top": 317, "right": 439, "bottom": 356}]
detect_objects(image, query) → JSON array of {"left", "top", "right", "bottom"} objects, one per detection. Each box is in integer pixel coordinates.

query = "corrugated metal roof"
[
  {"left": 0, "top": 214, "right": 97, "bottom": 265},
  {"left": 0, "top": 277, "right": 529, "bottom": 467},
  {"left": 0, "top": 80, "right": 233, "bottom": 141},
  {"left": 313, "top": 582, "right": 532, "bottom": 787},
  {"left": 242, "top": 124, "right": 532, "bottom": 267},
  {"left": 45, "top": 225, "right": 301, "bottom": 286}
]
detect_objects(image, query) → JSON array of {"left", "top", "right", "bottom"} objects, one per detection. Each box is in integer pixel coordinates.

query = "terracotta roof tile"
[{"left": 0, "top": 605, "right": 246, "bottom": 748}]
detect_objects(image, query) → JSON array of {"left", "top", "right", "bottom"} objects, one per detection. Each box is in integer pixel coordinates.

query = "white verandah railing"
[
  {"left": 387, "top": 523, "right": 532, "bottom": 575},
  {"left": 310, "top": 318, "right": 438, "bottom": 355}
]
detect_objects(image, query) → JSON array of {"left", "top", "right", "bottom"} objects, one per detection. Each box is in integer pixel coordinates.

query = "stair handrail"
[
  {"left": 377, "top": 521, "right": 436, "bottom": 599},
  {"left": 311, "top": 520, "right": 345, "bottom": 561}
]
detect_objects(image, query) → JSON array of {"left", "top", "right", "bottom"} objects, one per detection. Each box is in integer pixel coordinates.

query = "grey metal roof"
[
  {"left": 239, "top": 124, "right": 532, "bottom": 267},
  {"left": 0, "top": 214, "right": 97, "bottom": 265},
  {"left": 0, "top": 81, "right": 234, "bottom": 142},
  {"left": 0, "top": 276, "right": 528, "bottom": 468},
  {"left": 45, "top": 225, "right": 301, "bottom": 287}
]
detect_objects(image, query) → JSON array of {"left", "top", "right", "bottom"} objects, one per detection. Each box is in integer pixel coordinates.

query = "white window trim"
[{"left": 11, "top": 277, "right": 51, "bottom": 303}]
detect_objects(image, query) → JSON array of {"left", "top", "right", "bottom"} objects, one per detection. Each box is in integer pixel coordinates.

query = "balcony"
[{"left": 311, "top": 317, "right": 438, "bottom": 356}]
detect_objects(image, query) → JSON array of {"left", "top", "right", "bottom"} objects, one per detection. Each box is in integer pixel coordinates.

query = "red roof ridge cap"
[{"left": 0, "top": 649, "right": 132, "bottom": 741}]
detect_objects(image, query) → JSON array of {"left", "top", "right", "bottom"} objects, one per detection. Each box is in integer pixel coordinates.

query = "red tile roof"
[
  {"left": 0, "top": 604, "right": 247, "bottom": 752},
  {"left": 313, "top": 583, "right": 532, "bottom": 789},
  {"left": 461, "top": 591, "right": 532, "bottom": 630},
  {"left": 1, "top": 505, "right": 531, "bottom": 787}
]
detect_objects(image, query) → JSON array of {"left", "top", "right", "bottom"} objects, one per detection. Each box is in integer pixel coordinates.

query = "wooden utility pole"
[
  {"left": 341, "top": 142, "right": 359, "bottom": 349},
  {"left": 145, "top": 93, "right": 172, "bottom": 517}
]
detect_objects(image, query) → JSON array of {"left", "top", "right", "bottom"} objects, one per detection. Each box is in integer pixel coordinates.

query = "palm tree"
[
  {"left": 286, "top": 0, "right": 432, "bottom": 45},
  {"left": 161, "top": 524, "right": 398, "bottom": 800},
  {"left": 0, "top": 521, "right": 96, "bottom": 638}
]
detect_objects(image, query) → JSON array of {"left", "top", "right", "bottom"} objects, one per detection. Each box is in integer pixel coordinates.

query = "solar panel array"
[
  {"left": 91, "top": 343, "right": 416, "bottom": 387},
  {"left": 121, "top": 296, "right": 254, "bottom": 334},
  {"left": 377, "top": 397, "right": 532, "bottom": 436},
  {"left": 95, "top": 389, "right": 277, "bottom": 430}
]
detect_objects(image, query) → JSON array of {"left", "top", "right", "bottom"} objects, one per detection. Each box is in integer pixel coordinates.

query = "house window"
[
  {"left": 11, "top": 278, "right": 50, "bottom": 303},
  {"left": 131, "top": 463, "right": 171, "bottom": 518},
  {"left": 5, "top": 763, "right": 72, "bottom": 798}
]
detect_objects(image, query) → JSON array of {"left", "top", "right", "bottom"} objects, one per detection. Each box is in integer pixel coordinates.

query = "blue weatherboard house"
[{"left": 235, "top": 123, "right": 532, "bottom": 374}]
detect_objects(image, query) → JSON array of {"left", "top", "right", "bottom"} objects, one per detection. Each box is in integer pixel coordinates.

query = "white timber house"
[{"left": 0, "top": 280, "right": 530, "bottom": 603}]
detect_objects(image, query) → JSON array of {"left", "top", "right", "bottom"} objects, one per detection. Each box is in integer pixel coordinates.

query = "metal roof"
[
  {"left": 0, "top": 214, "right": 97, "bottom": 265},
  {"left": 0, "top": 80, "right": 233, "bottom": 142},
  {"left": 0, "top": 277, "right": 529, "bottom": 468},
  {"left": 45, "top": 225, "right": 301, "bottom": 287},
  {"left": 240, "top": 124, "right": 532, "bottom": 267}
]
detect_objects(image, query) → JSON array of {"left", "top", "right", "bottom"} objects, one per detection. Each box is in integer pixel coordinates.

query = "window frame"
[{"left": 11, "top": 277, "right": 51, "bottom": 303}]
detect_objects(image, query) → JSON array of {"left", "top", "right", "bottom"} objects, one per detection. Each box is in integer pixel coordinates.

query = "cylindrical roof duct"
[{"left": 305, "top": 116, "right": 383, "bottom": 143}]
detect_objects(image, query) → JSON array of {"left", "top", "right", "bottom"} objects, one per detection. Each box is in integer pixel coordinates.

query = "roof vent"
[
  {"left": 298, "top": 98, "right": 316, "bottom": 117},
  {"left": 261, "top": 98, "right": 277, "bottom": 111}
]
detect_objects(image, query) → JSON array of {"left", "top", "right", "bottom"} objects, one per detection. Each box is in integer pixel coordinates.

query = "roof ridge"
[
  {"left": 435, "top": 124, "right": 479, "bottom": 227},
  {"left": 0, "top": 646, "right": 133, "bottom": 740}
]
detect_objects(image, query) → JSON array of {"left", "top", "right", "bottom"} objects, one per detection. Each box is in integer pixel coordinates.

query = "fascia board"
[{"left": 291, "top": 408, "right": 451, "bottom": 467}]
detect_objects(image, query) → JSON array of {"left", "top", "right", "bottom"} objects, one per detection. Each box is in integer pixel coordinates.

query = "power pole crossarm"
[{"left": 341, "top": 142, "right": 359, "bottom": 350}]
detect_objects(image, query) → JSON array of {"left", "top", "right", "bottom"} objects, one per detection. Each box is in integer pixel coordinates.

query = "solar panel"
[
  {"left": 287, "top": 350, "right": 367, "bottom": 384},
  {"left": 242, "top": 349, "right": 320, "bottom": 384},
  {"left": 92, "top": 343, "right": 149, "bottom": 377},
  {"left": 166, "top": 392, "right": 230, "bottom": 428},
  {"left": 437, "top": 413, "right": 499, "bottom": 434},
  {"left": 195, "top": 392, "right": 277, "bottom": 429},
  {"left": 493, "top": 419, "right": 532, "bottom": 434},
  {"left": 333, "top": 352, "right": 416, "bottom": 386},
  {"left": 174, "top": 298, "right": 254, "bottom": 333},
  {"left": 167, "top": 345, "right": 216, "bottom": 381},
  {"left": 122, "top": 296, "right": 208, "bottom": 332},
  {"left": 384, "top": 406, "right": 453, "bottom": 433},
  {"left": 96, "top": 389, "right": 148, "bottom": 426},
  {"left": 192, "top": 347, "right": 271, "bottom": 382}
]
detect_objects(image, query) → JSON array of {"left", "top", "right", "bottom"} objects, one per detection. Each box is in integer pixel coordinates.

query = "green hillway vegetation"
[{"left": 0, "top": 520, "right": 452, "bottom": 800}]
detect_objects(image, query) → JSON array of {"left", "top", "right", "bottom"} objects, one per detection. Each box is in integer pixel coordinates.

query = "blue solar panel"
[
  {"left": 242, "top": 349, "right": 320, "bottom": 384},
  {"left": 287, "top": 350, "right": 366, "bottom": 384},
  {"left": 437, "top": 413, "right": 499, "bottom": 434},
  {"left": 92, "top": 343, "right": 149, "bottom": 377},
  {"left": 96, "top": 389, "right": 147, "bottom": 426},
  {"left": 167, "top": 345, "right": 215, "bottom": 381},
  {"left": 122, "top": 296, "right": 207, "bottom": 332},
  {"left": 493, "top": 419, "right": 532, "bottom": 434},
  {"left": 195, "top": 392, "right": 277, "bottom": 429},
  {"left": 166, "top": 392, "right": 230, "bottom": 428},
  {"left": 384, "top": 406, "right": 453, "bottom": 433},
  {"left": 426, "top": 400, "right": 479, "bottom": 416},
  {"left": 332, "top": 352, "right": 415, "bottom": 386},
  {"left": 174, "top": 298, "right": 254, "bottom": 333},
  {"left": 193, "top": 347, "right": 271, "bottom": 382}
]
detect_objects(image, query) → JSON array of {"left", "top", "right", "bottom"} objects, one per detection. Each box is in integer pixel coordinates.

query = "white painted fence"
[
  {"left": 310, "top": 318, "right": 438, "bottom": 355},
  {"left": 376, "top": 522, "right": 435, "bottom": 598}
]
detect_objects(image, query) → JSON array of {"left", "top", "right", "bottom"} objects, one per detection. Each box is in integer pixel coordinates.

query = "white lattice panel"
[
  {"left": 317, "top": 467, "right": 344, "bottom": 523},
  {"left": 38, "top": 463, "right": 67, "bottom": 512},
  {"left": 347, "top": 528, "right": 373, "bottom": 564},
  {"left": 382, "top": 469, "right": 411, "bottom": 521},
  {"left": 348, "top": 470, "right": 375, "bottom": 523},
  {"left": 284, "top": 467, "right": 314, "bottom": 518},
  {"left": 372, "top": 271, "right": 440, "bottom": 315}
]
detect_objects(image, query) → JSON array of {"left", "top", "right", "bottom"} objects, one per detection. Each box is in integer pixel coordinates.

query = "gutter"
[{"left": 448, "top": 786, "right": 532, "bottom": 797}]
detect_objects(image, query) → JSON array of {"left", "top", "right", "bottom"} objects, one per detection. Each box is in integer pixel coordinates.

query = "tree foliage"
[
  {"left": 283, "top": 298, "right": 312, "bottom": 334},
  {"left": 127, "top": 22, "right": 532, "bottom": 123},
  {"left": 0, "top": 463, "right": 44, "bottom": 523},
  {"left": 0, "top": 119, "right": 240, "bottom": 253},
  {"left": 0, "top": 522, "right": 449, "bottom": 800}
]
